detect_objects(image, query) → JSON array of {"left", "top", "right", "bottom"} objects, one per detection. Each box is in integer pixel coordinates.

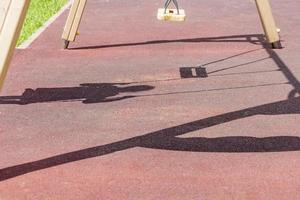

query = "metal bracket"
[{"left": 164, "top": 0, "right": 180, "bottom": 14}]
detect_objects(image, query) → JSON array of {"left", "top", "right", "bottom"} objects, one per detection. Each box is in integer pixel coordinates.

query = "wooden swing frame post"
[
  {"left": 0, "top": 0, "right": 30, "bottom": 92},
  {"left": 61, "top": 0, "right": 281, "bottom": 48},
  {"left": 0, "top": 0, "right": 282, "bottom": 92},
  {"left": 61, "top": 0, "right": 87, "bottom": 49},
  {"left": 255, "top": 0, "right": 281, "bottom": 48}
]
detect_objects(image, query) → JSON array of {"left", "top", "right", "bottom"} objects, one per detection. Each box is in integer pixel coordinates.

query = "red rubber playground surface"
[{"left": 1, "top": 0, "right": 300, "bottom": 199}]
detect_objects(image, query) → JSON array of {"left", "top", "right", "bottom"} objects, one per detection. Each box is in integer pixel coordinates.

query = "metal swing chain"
[{"left": 164, "top": 0, "right": 180, "bottom": 14}]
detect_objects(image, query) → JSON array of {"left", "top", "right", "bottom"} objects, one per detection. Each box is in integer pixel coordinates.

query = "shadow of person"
[{"left": 0, "top": 83, "right": 154, "bottom": 105}]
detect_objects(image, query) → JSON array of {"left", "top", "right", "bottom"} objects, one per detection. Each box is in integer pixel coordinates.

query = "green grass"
[{"left": 17, "top": 0, "right": 69, "bottom": 46}]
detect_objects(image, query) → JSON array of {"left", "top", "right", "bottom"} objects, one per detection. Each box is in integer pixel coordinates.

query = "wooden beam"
[
  {"left": 0, "top": 0, "right": 30, "bottom": 92},
  {"left": 255, "top": 0, "right": 281, "bottom": 48},
  {"left": 62, "top": 0, "right": 87, "bottom": 48}
]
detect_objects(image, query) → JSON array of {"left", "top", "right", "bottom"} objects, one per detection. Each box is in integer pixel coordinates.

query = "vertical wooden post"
[
  {"left": 62, "top": 0, "right": 87, "bottom": 49},
  {"left": 0, "top": 0, "right": 30, "bottom": 92},
  {"left": 255, "top": 0, "right": 281, "bottom": 48}
]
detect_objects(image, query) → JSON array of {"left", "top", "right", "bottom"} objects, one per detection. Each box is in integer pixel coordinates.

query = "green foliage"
[{"left": 17, "top": 0, "right": 69, "bottom": 46}]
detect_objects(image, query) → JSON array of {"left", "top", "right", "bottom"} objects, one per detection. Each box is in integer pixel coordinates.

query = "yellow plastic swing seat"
[{"left": 157, "top": 8, "right": 186, "bottom": 22}]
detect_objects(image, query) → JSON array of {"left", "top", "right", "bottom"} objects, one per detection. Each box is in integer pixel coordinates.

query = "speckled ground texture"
[{"left": 1, "top": 0, "right": 300, "bottom": 199}]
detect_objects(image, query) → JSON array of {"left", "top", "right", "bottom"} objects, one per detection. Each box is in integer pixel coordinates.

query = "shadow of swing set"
[
  {"left": 1, "top": 36, "right": 300, "bottom": 180},
  {"left": 0, "top": 0, "right": 282, "bottom": 92},
  {"left": 1, "top": 1, "right": 300, "bottom": 182},
  {"left": 2, "top": 34, "right": 300, "bottom": 181}
]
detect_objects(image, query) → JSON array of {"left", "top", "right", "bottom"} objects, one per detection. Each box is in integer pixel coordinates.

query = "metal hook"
[{"left": 164, "top": 0, "right": 180, "bottom": 15}]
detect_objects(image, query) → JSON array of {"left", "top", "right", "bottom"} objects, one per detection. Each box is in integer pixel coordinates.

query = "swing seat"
[{"left": 157, "top": 8, "right": 186, "bottom": 22}]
